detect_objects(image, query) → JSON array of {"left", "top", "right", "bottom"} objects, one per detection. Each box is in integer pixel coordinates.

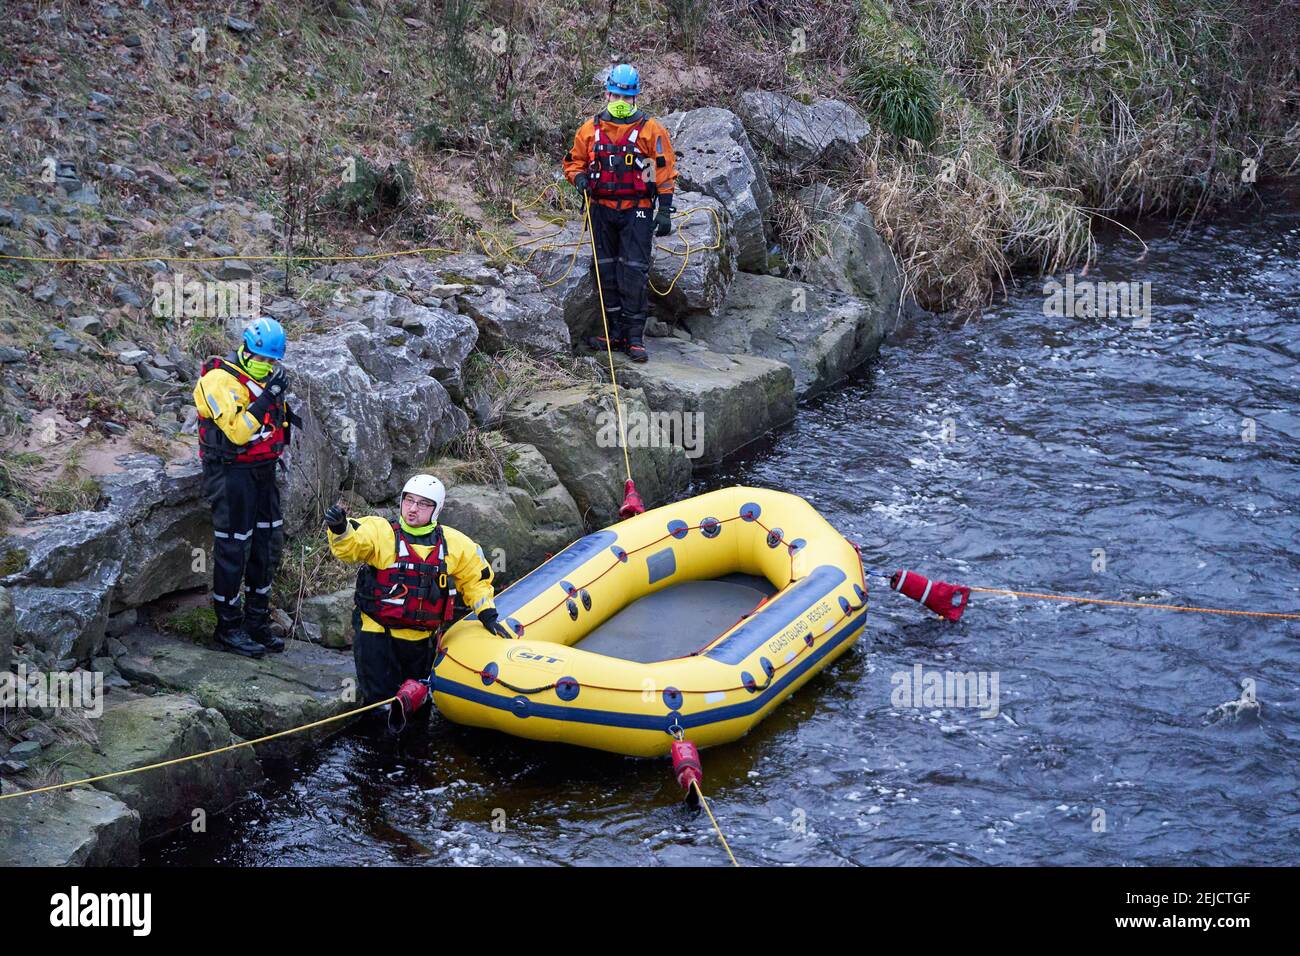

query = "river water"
[{"left": 148, "top": 196, "right": 1299, "bottom": 867}]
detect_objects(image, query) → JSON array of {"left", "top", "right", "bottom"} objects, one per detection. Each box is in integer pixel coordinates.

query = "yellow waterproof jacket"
[
  {"left": 192, "top": 361, "right": 274, "bottom": 447},
  {"left": 328, "top": 516, "right": 497, "bottom": 641}
]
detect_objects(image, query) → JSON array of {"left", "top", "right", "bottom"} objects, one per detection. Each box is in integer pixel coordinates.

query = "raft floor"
[{"left": 573, "top": 573, "right": 777, "bottom": 664}]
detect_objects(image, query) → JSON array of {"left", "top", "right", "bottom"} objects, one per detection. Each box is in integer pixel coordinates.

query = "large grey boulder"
[
  {"left": 439, "top": 442, "right": 584, "bottom": 585},
  {"left": 338, "top": 322, "right": 472, "bottom": 474},
  {"left": 344, "top": 289, "right": 479, "bottom": 396},
  {"left": 0, "top": 451, "right": 213, "bottom": 661},
  {"left": 511, "top": 218, "right": 597, "bottom": 340},
  {"left": 513, "top": 191, "right": 738, "bottom": 342},
  {"left": 0, "top": 787, "right": 139, "bottom": 866},
  {"left": 54, "top": 694, "right": 264, "bottom": 839},
  {"left": 790, "top": 183, "right": 902, "bottom": 316},
  {"left": 296, "top": 589, "right": 355, "bottom": 649},
  {"left": 288, "top": 323, "right": 469, "bottom": 504},
  {"left": 9, "top": 583, "right": 113, "bottom": 664},
  {"left": 279, "top": 384, "right": 347, "bottom": 538},
  {"left": 502, "top": 385, "right": 692, "bottom": 528},
  {"left": 0, "top": 585, "right": 12, "bottom": 673},
  {"left": 429, "top": 253, "right": 570, "bottom": 355},
  {"left": 0, "top": 511, "right": 125, "bottom": 661},
  {"left": 0, "top": 510, "right": 122, "bottom": 591},
  {"left": 736, "top": 91, "right": 872, "bottom": 170},
  {"left": 617, "top": 339, "right": 795, "bottom": 467},
  {"left": 114, "top": 629, "right": 361, "bottom": 760},
  {"left": 99, "top": 454, "right": 211, "bottom": 610},
  {"left": 650, "top": 191, "right": 737, "bottom": 320},
  {"left": 660, "top": 107, "right": 774, "bottom": 271},
  {"left": 685, "top": 272, "right": 886, "bottom": 398}
]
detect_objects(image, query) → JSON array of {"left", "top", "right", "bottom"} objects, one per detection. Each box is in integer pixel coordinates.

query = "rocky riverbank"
[
  {"left": 0, "top": 93, "right": 900, "bottom": 864},
  {"left": 5, "top": 0, "right": 1290, "bottom": 867}
]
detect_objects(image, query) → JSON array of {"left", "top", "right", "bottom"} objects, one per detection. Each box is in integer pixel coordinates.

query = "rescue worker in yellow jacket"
[
  {"left": 325, "top": 473, "right": 512, "bottom": 715},
  {"left": 562, "top": 62, "right": 678, "bottom": 363},
  {"left": 193, "top": 318, "right": 297, "bottom": 658}
]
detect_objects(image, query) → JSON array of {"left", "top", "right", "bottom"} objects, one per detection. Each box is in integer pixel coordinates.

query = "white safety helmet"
[{"left": 401, "top": 473, "right": 446, "bottom": 520}]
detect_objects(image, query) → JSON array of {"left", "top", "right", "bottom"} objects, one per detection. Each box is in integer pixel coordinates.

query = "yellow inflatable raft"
[{"left": 432, "top": 486, "right": 868, "bottom": 757}]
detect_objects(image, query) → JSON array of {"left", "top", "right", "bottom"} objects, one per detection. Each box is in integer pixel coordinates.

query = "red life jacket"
[
  {"left": 354, "top": 523, "right": 458, "bottom": 632},
  {"left": 588, "top": 113, "right": 653, "bottom": 201},
  {"left": 196, "top": 355, "right": 287, "bottom": 465}
]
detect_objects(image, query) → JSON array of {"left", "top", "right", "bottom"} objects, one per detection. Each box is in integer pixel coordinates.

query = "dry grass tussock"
[
  {"left": 757, "top": 0, "right": 1296, "bottom": 311},
  {"left": 463, "top": 347, "right": 598, "bottom": 424}
]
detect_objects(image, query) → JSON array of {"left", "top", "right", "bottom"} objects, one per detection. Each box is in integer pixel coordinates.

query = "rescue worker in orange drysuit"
[{"left": 562, "top": 63, "right": 679, "bottom": 363}]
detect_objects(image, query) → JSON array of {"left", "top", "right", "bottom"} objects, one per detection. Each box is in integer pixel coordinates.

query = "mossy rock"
[
  {"left": 0, "top": 545, "right": 28, "bottom": 577},
  {"left": 52, "top": 695, "right": 263, "bottom": 840},
  {"left": 502, "top": 450, "right": 522, "bottom": 486},
  {"left": 163, "top": 606, "right": 217, "bottom": 641},
  {"left": 434, "top": 271, "right": 481, "bottom": 287}
]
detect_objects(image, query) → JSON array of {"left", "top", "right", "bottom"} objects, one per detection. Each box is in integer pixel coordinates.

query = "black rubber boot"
[
  {"left": 244, "top": 593, "right": 286, "bottom": 653},
  {"left": 213, "top": 621, "right": 266, "bottom": 658},
  {"left": 244, "top": 620, "right": 285, "bottom": 653}
]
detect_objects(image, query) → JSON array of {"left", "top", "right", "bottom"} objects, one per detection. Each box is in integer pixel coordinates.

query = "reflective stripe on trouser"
[
  {"left": 203, "top": 459, "right": 283, "bottom": 627},
  {"left": 590, "top": 201, "right": 654, "bottom": 341},
  {"left": 351, "top": 608, "right": 435, "bottom": 706}
]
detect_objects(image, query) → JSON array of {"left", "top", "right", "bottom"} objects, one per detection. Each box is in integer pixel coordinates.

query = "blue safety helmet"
[
  {"left": 606, "top": 63, "right": 640, "bottom": 96},
  {"left": 242, "top": 317, "right": 286, "bottom": 360}
]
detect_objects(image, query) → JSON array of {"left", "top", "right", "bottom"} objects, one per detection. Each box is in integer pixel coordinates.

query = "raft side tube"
[{"left": 434, "top": 486, "right": 867, "bottom": 756}]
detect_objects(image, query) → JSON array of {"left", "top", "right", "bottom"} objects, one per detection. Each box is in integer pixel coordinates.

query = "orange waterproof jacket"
[{"left": 563, "top": 108, "right": 679, "bottom": 211}]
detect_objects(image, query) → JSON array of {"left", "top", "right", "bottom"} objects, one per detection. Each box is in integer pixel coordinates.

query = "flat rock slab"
[
  {"left": 686, "top": 272, "right": 885, "bottom": 398},
  {"left": 114, "top": 628, "right": 361, "bottom": 761},
  {"left": 53, "top": 694, "right": 264, "bottom": 840},
  {"left": 617, "top": 339, "right": 795, "bottom": 466},
  {"left": 0, "top": 786, "right": 139, "bottom": 866}
]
